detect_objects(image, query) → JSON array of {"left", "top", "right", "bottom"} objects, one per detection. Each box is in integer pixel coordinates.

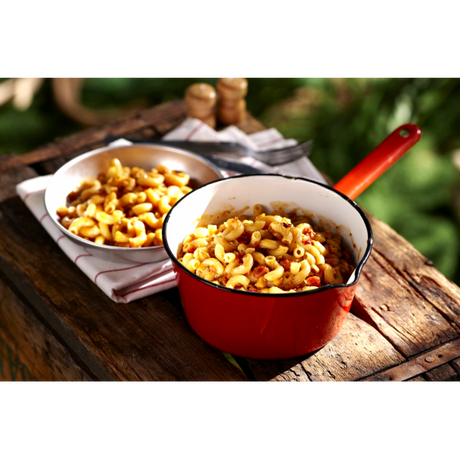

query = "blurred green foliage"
[{"left": 1, "top": 78, "right": 459, "bottom": 285}]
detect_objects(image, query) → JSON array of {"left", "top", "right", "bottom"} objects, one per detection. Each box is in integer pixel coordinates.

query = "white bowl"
[{"left": 44, "top": 143, "right": 224, "bottom": 263}]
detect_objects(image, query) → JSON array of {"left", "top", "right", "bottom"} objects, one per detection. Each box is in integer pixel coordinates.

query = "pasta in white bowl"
[{"left": 44, "top": 143, "right": 223, "bottom": 263}]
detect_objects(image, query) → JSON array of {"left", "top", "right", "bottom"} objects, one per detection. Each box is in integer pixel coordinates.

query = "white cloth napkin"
[
  {"left": 163, "top": 118, "right": 325, "bottom": 181},
  {"left": 16, "top": 118, "right": 325, "bottom": 303}
]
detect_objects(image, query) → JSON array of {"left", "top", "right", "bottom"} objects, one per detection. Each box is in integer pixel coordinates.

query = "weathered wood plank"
[
  {"left": 423, "top": 363, "right": 459, "bottom": 381},
  {"left": 0, "top": 187, "right": 246, "bottom": 381},
  {"left": 0, "top": 274, "right": 92, "bottom": 381},
  {"left": 241, "top": 313, "right": 405, "bottom": 381},
  {"left": 407, "top": 375, "right": 427, "bottom": 381},
  {"left": 0, "top": 155, "right": 37, "bottom": 201},
  {"left": 352, "top": 214, "right": 460, "bottom": 358},
  {"left": 362, "top": 338, "right": 460, "bottom": 381}
]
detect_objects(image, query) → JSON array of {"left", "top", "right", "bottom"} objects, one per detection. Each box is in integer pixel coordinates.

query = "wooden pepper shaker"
[
  {"left": 217, "top": 78, "right": 248, "bottom": 125},
  {"left": 185, "top": 83, "right": 217, "bottom": 128}
]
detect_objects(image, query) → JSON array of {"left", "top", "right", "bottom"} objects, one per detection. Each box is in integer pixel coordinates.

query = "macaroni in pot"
[{"left": 178, "top": 206, "right": 355, "bottom": 293}]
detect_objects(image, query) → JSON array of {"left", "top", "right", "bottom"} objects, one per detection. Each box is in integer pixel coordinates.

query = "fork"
[{"left": 104, "top": 136, "right": 313, "bottom": 166}]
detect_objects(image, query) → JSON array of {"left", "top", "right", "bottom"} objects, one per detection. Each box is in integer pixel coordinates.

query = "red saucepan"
[{"left": 163, "top": 124, "right": 422, "bottom": 359}]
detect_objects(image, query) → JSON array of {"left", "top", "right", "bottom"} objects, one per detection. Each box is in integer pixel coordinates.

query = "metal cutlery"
[{"left": 104, "top": 136, "right": 313, "bottom": 167}]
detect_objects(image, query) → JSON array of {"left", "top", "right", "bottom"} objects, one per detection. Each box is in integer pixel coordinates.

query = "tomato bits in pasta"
[{"left": 177, "top": 207, "right": 355, "bottom": 293}]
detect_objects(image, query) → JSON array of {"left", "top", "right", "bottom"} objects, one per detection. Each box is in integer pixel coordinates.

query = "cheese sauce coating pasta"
[
  {"left": 56, "top": 158, "right": 192, "bottom": 248},
  {"left": 178, "top": 208, "right": 355, "bottom": 293}
]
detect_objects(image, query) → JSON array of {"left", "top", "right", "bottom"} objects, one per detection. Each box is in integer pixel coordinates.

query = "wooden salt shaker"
[
  {"left": 217, "top": 78, "right": 248, "bottom": 125},
  {"left": 185, "top": 83, "right": 217, "bottom": 128}
]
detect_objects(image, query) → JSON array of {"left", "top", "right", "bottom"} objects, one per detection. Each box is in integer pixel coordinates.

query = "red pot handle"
[{"left": 333, "top": 123, "right": 422, "bottom": 201}]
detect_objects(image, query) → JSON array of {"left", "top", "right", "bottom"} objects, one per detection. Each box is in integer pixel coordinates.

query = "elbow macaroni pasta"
[
  {"left": 177, "top": 208, "right": 356, "bottom": 293},
  {"left": 57, "top": 158, "right": 193, "bottom": 248}
]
